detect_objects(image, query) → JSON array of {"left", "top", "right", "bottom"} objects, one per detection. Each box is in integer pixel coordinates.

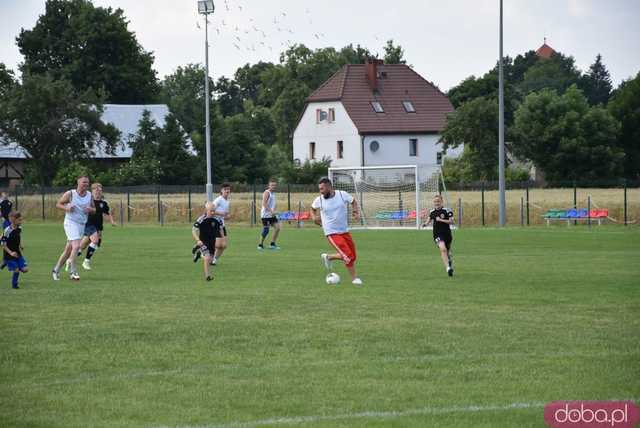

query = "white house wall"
[
  {"left": 363, "top": 134, "right": 462, "bottom": 166},
  {"left": 292, "top": 101, "right": 361, "bottom": 167}
]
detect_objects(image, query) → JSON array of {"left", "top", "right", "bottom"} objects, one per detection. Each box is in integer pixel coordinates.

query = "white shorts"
[{"left": 63, "top": 220, "right": 85, "bottom": 241}]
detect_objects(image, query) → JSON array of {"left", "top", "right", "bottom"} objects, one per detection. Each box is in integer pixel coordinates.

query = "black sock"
[
  {"left": 86, "top": 244, "right": 97, "bottom": 260},
  {"left": 12, "top": 272, "right": 19, "bottom": 288}
]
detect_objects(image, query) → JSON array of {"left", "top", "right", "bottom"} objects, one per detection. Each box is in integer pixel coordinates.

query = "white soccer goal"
[{"left": 328, "top": 164, "right": 448, "bottom": 230}]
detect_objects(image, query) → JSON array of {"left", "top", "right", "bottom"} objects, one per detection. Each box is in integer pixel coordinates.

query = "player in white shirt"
[
  {"left": 52, "top": 175, "right": 95, "bottom": 281},
  {"left": 258, "top": 179, "right": 281, "bottom": 250},
  {"left": 210, "top": 183, "right": 231, "bottom": 265},
  {"left": 311, "top": 177, "right": 363, "bottom": 286}
]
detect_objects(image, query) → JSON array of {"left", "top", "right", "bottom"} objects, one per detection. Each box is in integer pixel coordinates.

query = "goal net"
[{"left": 328, "top": 165, "right": 447, "bottom": 229}]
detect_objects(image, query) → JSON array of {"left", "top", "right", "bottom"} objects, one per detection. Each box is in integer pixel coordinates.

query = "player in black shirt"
[
  {"left": 70, "top": 183, "right": 116, "bottom": 271},
  {"left": 424, "top": 195, "right": 455, "bottom": 277},
  {"left": 2, "top": 211, "right": 28, "bottom": 289},
  {"left": 0, "top": 192, "right": 13, "bottom": 229},
  {"left": 192, "top": 201, "right": 220, "bottom": 281}
]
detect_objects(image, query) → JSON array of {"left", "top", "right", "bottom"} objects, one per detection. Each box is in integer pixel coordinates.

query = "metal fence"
[{"left": 3, "top": 181, "right": 638, "bottom": 227}]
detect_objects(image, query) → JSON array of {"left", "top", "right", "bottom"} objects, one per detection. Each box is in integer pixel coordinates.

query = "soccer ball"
[{"left": 325, "top": 272, "right": 341, "bottom": 285}]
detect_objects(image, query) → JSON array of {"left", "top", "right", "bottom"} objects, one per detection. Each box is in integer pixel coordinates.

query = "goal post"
[{"left": 328, "top": 164, "right": 447, "bottom": 230}]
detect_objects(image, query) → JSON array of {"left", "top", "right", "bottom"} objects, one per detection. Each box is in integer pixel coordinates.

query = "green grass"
[{"left": 1, "top": 224, "right": 639, "bottom": 427}]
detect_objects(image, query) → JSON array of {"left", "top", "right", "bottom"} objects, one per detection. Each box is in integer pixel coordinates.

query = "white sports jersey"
[
  {"left": 311, "top": 190, "right": 354, "bottom": 236},
  {"left": 64, "top": 189, "right": 92, "bottom": 225},
  {"left": 260, "top": 190, "right": 276, "bottom": 219},
  {"left": 213, "top": 195, "right": 230, "bottom": 225}
]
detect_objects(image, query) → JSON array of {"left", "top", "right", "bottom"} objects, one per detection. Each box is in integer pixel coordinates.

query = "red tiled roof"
[
  {"left": 305, "top": 64, "right": 453, "bottom": 134},
  {"left": 536, "top": 43, "right": 555, "bottom": 59}
]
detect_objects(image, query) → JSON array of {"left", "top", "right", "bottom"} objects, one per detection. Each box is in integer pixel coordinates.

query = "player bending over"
[
  {"left": 311, "top": 177, "right": 363, "bottom": 286},
  {"left": 258, "top": 179, "right": 281, "bottom": 250},
  {"left": 424, "top": 195, "right": 454, "bottom": 277},
  {"left": 192, "top": 202, "right": 219, "bottom": 281},
  {"left": 2, "top": 211, "right": 28, "bottom": 289}
]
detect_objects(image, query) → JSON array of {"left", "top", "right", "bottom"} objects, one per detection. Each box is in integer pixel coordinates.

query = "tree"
[
  {"left": 513, "top": 85, "right": 623, "bottom": 181},
  {"left": 234, "top": 61, "right": 275, "bottom": 107},
  {"left": 439, "top": 97, "right": 502, "bottom": 180},
  {"left": 608, "top": 72, "right": 640, "bottom": 179},
  {"left": 0, "top": 73, "right": 119, "bottom": 185},
  {"left": 160, "top": 64, "right": 211, "bottom": 137},
  {"left": 383, "top": 39, "right": 406, "bottom": 64},
  {"left": 157, "top": 113, "right": 196, "bottom": 184},
  {"left": 214, "top": 113, "right": 269, "bottom": 183},
  {"left": 129, "top": 110, "right": 160, "bottom": 161},
  {"left": 271, "top": 80, "right": 312, "bottom": 146},
  {"left": 214, "top": 76, "right": 244, "bottom": 117},
  {"left": 519, "top": 52, "right": 581, "bottom": 95},
  {"left": 17, "top": 0, "right": 159, "bottom": 103},
  {"left": 0, "top": 63, "right": 16, "bottom": 98},
  {"left": 580, "top": 54, "right": 613, "bottom": 106}
]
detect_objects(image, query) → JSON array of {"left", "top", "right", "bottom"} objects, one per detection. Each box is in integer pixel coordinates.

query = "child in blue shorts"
[{"left": 2, "top": 211, "right": 28, "bottom": 289}]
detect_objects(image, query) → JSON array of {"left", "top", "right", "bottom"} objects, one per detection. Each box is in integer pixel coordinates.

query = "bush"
[{"left": 52, "top": 161, "right": 92, "bottom": 187}]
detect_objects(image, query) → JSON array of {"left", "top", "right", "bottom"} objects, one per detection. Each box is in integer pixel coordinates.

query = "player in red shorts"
[{"left": 311, "top": 177, "right": 363, "bottom": 286}]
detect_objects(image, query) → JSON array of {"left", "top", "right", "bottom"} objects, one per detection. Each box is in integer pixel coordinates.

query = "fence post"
[
  {"left": 160, "top": 202, "right": 164, "bottom": 226},
  {"left": 127, "top": 190, "right": 131, "bottom": 223},
  {"left": 520, "top": 197, "right": 524, "bottom": 226},
  {"left": 157, "top": 187, "right": 161, "bottom": 223},
  {"left": 573, "top": 182, "right": 577, "bottom": 226},
  {"left": 119, "top": 200, "right": 124, "bottom": 226},
  {"left": 250, "top": 200, "right": 256, "bottom": 227},
  {"left": 297, "top": 200, "right": 302, "bottom": 229},
  {"left": 188, "top": 186, "right": 192, "bottom": 223},
  {"left": 525, "top": 185, "right": 529, "bottom": 226},
  {"left": 41, "top": 189, "right": 45, "bottom": 221},
  {"left": 481, "top": 182, "right": 485, "bottom": 227},
  {"left": 457, "top": 197, "right": 462, "bottom": 228},
  {"left": 623, "top": 180, "right": 627, "bottom": 226},
  {"left": 287, "top": 183, "right": 291, "bottom": 212},
  {"left": 14, "top": 187, "right": 19, "bottom": 211},
  {"left": 587, "top": 195, "right": 591, "bottom": 229}
]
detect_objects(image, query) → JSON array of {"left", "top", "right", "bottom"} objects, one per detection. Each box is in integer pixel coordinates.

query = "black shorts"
[
  {"left": 200, "top": 239, "right": 216, "bottom": 257},
  {"left": 434, "top": 234, "right": 452, "bottom": 251},
  {"left": 216, "top": 226, "right": 227, "bottom": 238},
  {"left": 261, "top": 217, "right": 278, "bottom": 226}
]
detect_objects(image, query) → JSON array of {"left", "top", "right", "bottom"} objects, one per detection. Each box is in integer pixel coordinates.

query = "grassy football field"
[{"left": 1, "top": 224, "right": 639, "bottom": 427}]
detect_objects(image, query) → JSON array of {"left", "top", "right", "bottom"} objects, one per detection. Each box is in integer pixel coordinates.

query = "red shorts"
[{"left": 327, "top": 232, "right": 357, "bottom": 268}]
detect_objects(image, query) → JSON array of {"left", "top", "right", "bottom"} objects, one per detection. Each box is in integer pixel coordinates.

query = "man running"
[
  {"left": 52, "top": 176, "right": 95, "bottom": 281},
  {"left": 311, "top": 177, "right": 363, "bottom": 286}
]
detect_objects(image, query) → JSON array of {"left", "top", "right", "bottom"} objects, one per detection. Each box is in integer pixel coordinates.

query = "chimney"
[{"left": 366, "top": 58, "right": 384, "bottom": 91}]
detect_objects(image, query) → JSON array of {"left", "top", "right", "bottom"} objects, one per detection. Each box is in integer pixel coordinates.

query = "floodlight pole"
[
  {"left": 199, "top": 1, "right": 215, "bottom": 202},
  {"left": 498, "top": 0, "right": 506, "bottom": 226}
]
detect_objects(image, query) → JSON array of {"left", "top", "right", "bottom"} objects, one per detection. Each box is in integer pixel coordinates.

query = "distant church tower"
[{"left": 535, "top": 37, "right": 556, "bottom": 59}]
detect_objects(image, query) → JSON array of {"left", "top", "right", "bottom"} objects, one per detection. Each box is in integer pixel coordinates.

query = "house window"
[
  {"left": 436, "top": 151, "right": 443, "bottom": 165},
  {"left": 409, "top": 139, "right": 418, "bottom": 157},
  {"left": 337, "top": 141, "right": 344, "bottom": 159},
  {"left": 309, "top": 142, "right": 316, "bottom": 160},
  {"left": 316, "top": 109, "right": 328, "bottom": 123},
  {"left": 328, "top": 108, "right": 335, "bottom": 122},
  {"left": 371, "top": 101, "right": 384, "bottom": 113},
  {"left": 402, "top": 101, "right": 416, "bottom": 113}
]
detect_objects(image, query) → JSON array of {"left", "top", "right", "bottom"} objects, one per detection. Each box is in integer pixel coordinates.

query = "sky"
[{"left": 1, "top": 0, "right": 639, "bottom": 92}]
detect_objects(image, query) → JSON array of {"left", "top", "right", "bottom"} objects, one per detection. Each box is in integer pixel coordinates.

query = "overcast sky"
[{"left": 1, "top": 0, "right": 639, "bottom": 92}]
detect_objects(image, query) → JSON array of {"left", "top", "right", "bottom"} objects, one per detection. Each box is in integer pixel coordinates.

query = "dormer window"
[
  {"left": 403, "top": 101, "right": 416, "bottom": 113},
  {"left": 371, "top": 101, "right": 384, "bottom": 113}
]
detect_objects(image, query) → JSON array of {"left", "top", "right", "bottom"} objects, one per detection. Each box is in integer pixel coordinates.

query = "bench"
[{"left": 542, "top": 209, "right": 608, "bottom": 226}]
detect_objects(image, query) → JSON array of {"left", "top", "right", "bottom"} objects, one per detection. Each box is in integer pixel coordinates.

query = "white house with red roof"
[{"left": 292, "top": 59, "right": 461, "bottom": 168}]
